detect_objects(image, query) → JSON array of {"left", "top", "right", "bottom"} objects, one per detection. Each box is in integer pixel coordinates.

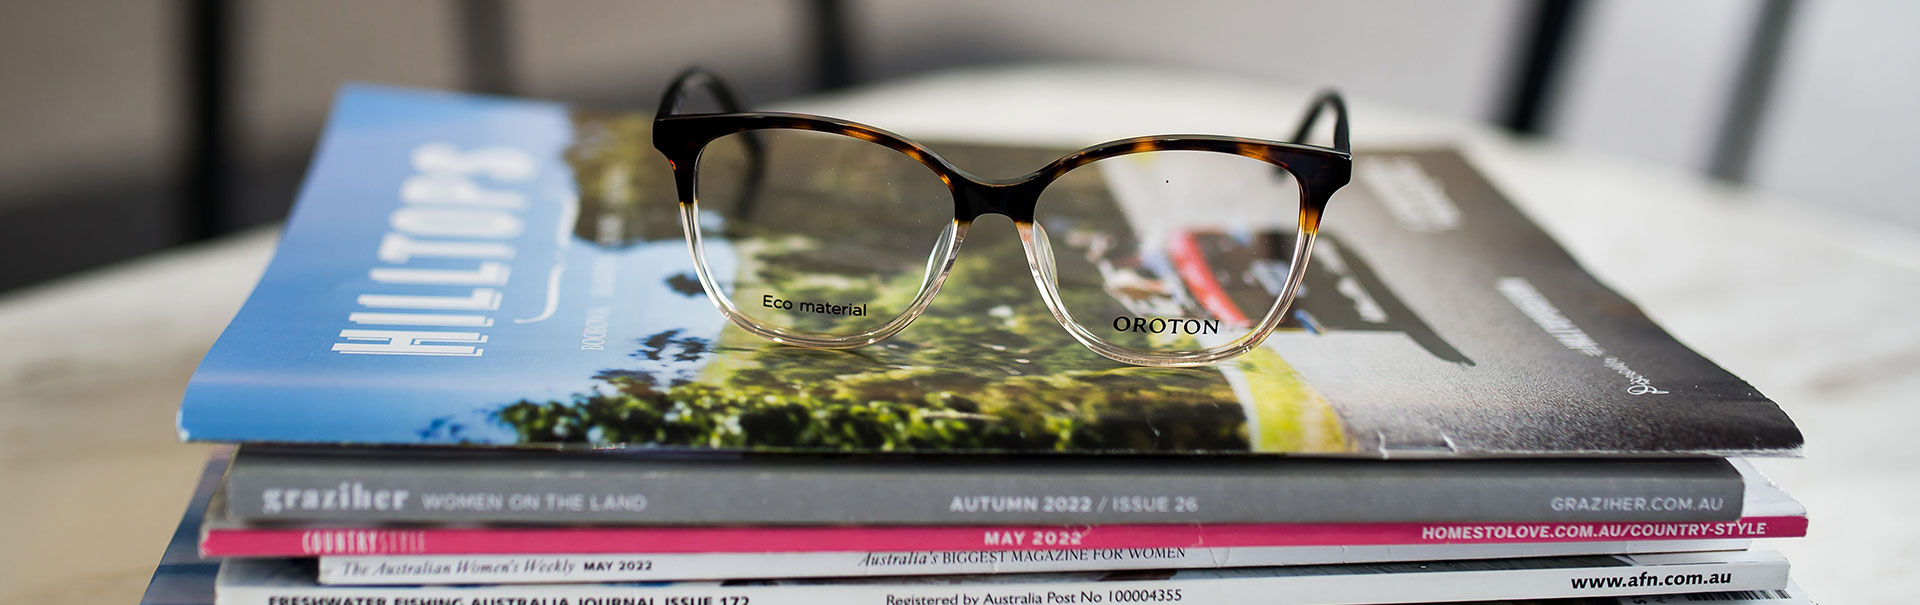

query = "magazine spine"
[
  {"left": 217, "top": 553, "right": 1791, "bottom": 605},
  {"left": 315, "top": 539, "right": 1753, "bottom": 584},
  {"left": 201, "top": 515, "right": 1806, "bottom": 557},
  {"left": 223, "top": 455, "right": 1745, "bottom": 524}
]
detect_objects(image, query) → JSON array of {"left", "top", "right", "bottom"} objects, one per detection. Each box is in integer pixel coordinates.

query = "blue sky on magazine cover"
[{"left": 178, "top": 85, "right": 724, "bottom": 444}]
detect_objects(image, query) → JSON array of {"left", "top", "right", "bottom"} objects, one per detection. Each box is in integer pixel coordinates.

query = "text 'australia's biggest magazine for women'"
[{"left": 175, "top": 85, "right": 1803, "bottom": 457}]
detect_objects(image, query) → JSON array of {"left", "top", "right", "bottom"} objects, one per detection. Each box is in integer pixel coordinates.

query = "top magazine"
[{"left": 176, "top": 85, "right": 1802, "bottom": 457}]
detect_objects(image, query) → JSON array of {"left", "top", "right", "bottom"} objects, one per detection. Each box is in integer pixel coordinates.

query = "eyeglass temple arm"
[
  {"left": 656, "top": 68, "right": 768, "bottom": 217},
  {"left": 1289, "top": 90, "right": 1351, "bottom": 154},
  {"left": 657, "top": 67, "right": 750, "bottom": 119}
]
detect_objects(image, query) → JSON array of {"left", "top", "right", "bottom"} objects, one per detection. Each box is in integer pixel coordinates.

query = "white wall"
[
  {"left": 510, "top": 0, "right": 808, "bottom": 106},
  {"left": 0, "top": 0, "right": 177, "bottom": 209},
  {"left": 1750, "top": 0, "right": 1920, "bottom": 227},
  {"left": 1546, "top": 0, "right": 1920, "bottom": 230},
  {"left": 1551, "top": 0, "right": 1757, "bottom": 173},
  {"left": 237, "top": 0, "right": 466, "bottom": 169},
  {"left": 854, "top": 0, "right": 1527, "bottom": 124},
  {"left": 235, "top": 0, "right": 811, "bottom": 165}
]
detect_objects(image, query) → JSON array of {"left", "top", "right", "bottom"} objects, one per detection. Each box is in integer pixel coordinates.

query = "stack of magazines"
[{"left": 140, "top": 85, "right": 1814, "bottom": 605}]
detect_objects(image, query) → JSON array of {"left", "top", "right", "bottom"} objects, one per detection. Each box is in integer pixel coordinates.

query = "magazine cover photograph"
[{"left": 175, "top": 85, "right": 1801, "bottom": 457}]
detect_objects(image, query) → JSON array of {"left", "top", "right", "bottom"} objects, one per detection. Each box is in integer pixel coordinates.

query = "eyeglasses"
[{"left": 651, "top": 68, "right": 1351, "bottom": 367}]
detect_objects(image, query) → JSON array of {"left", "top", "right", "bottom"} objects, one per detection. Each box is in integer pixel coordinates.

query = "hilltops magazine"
[{"left": 175, "top": 85, "right": 1801, "bottom": 457}]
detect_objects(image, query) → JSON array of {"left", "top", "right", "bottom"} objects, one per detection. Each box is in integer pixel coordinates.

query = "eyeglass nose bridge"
[{"left": 953, "top": 178, "right": 1040, "bottom": 224}]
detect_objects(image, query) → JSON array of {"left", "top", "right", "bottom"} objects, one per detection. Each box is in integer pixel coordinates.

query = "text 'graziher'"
[{"left": 332, "top": 143, "right": 537, "bottom": 358}]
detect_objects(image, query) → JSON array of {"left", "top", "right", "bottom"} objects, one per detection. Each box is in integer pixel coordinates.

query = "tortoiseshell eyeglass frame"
[{"left": 652, "top": 68, "right": 1352, "bottom": 367}]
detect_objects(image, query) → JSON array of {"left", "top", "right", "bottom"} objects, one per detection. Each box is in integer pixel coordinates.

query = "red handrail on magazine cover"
[{"left": 1168, "top": 231, "right": 1252, "bottom": 327}]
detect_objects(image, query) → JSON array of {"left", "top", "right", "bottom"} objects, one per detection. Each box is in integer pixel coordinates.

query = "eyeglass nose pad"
[
  {"left": 919, "top": 221, "right": 961, "bottom": 292},
  {"left": 1027, "top": 221, "right": 1059, "bottom": 287}
]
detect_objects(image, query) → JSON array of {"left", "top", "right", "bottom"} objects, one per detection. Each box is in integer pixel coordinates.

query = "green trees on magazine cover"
[{"left": 487, "top": 114, "right": 1348, "bottom": 453}]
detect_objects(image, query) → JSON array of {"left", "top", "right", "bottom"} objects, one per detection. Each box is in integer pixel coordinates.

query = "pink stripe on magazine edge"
[{"left": 201, "top": 516, "right": 1807, "bottom": 558}]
